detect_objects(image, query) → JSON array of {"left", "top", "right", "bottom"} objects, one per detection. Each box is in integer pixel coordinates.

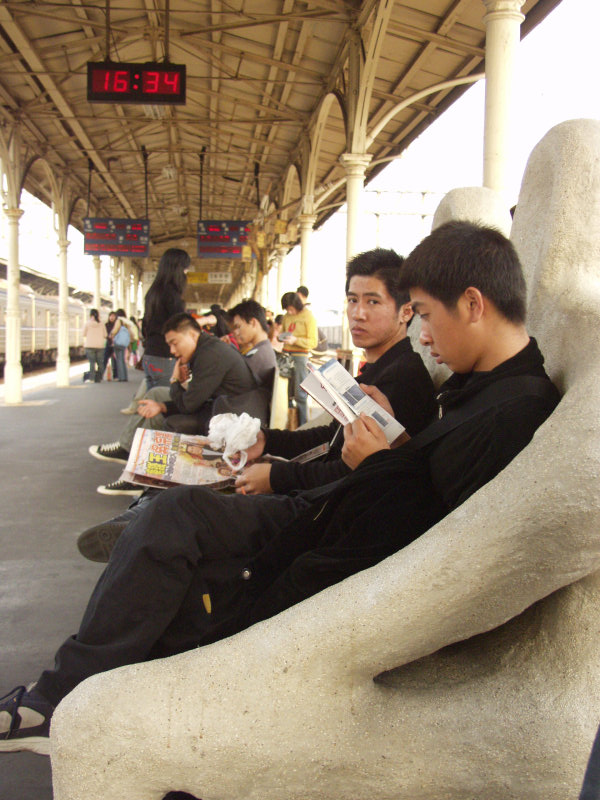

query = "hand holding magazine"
[{"left": 300, "top": 357, "right": 409, "bottom": 446}]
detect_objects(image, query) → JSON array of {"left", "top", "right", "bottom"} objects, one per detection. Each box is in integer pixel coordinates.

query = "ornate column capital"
[
  {"left": 339, "top": 152, "right": 373, "bottom": 178},
  {"left": 298, "top": 213, "right": 317, "bottom": 231},
  {"left": 3, "top": 207, "right": 24, "bottom": 223},
  {"left": 482, "top": 0, "right": 525, "bottom": 24}
]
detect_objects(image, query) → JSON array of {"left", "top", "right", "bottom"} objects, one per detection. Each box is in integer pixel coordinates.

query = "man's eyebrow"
[
  {"left": 346, "top": 290, "right": 384, "bottom": 298},
  {"left": 410, "top": 301, "right": 423, "bottom": 312}
]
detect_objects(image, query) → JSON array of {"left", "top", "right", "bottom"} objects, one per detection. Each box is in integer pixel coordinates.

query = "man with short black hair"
[
  {"left": 0, "top": 223, "right": 560, "bottom": 755},
  {"left": 238, "top": 247, "right": 436, "bottom": 494},
  {"left": 211, "top": 299, "right": 276, "bottom": 420},
  {"left": 89, "top": 312, "right": 259, "bottom": 495}
]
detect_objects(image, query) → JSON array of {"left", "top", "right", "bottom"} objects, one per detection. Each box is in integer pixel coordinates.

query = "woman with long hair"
[
  {"left": 102, "top": 311, "right": 118, "bottom": 380},
  {"left": 111, "top": 308, "right": 131, "bottom": 382},
  {"left": 83, "top": 308, "right": 106, "bottom": 382},
  {"left": 141, "top": 247, "right": 190, "bottom": 387}
]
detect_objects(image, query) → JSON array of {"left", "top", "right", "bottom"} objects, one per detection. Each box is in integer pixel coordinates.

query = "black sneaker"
[
  {"left": 77, "top": 520, "right": 129, "bottom": 562},
  {"left": 89, "top": 442, "right": 130, "bottom": 463},
  {"left": 97, "top": 480, "right": 143, "bottom": 497},
  {"left": 0, "top": 685, "right": 54, "bottom": 755}
]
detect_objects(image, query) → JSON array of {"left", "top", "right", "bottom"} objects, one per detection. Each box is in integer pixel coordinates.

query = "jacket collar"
[
  {"left": 437, "top": 338, "right": 546, "bottom": 413},
  {"left": 357, "top": 336, "right": 412, "bottom": 380}
]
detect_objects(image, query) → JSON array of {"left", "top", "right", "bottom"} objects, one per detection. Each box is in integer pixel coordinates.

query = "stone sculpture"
[{"left": 51, "top": 119, "right": 600, "bottom": 799}]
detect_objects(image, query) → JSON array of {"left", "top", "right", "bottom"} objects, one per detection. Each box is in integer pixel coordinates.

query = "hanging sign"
[
  {"left": 83, "top": 217, "right": 150, "bottom": 257},
  {"left": 197, "top": 220, "right": 250, "bottom": 259}
]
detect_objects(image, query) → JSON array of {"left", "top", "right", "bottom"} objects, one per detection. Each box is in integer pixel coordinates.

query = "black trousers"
[{"left": 37, "top": 487, "right": 308, "bottom": 707}]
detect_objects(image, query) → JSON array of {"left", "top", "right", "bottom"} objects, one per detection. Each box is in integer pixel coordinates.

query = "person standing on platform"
[
  {"left": 141, "top": 248, "right": 189, "bottom": 388},
  {"left": 102, "top": 311, "right": 117, "bottom": 380},
  {"left": 280, "top": 291, "right": 318, "bottom": 426},
  {"left": 297, "top": 285, "right": 328, "bottom": 351},
  {"left": 111, "top": 309, "right": 131, "bottom": 382},
  {"left": 82, "top": 309, "right": 106, "bottom": 383}
]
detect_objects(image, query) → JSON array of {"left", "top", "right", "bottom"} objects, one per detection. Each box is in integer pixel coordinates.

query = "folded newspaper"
[
  {"left": 121, "top": 428, "right": 331, "bottom": 490},
  {"left": 121, "top": 429, "right": 240, "bottom": 490},
  {"left": 300, "top": 357, "right": 407, "bottom": 446}
]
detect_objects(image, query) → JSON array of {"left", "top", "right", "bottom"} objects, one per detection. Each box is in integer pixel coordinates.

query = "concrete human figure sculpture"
[{"left": 49, "top": 119, "right": 600, "bottom": 800}]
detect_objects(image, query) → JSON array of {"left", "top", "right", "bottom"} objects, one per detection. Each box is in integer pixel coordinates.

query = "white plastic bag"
[{"left": 207, "top": 413, "right": 261, "bottom": 470}]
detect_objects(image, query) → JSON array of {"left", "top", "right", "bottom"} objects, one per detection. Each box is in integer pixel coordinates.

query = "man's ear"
[
  {"left": 399, "top": 301, "right": 414, "bottom": 324},
  {"left": 462, "top": 286, "right": 485, "bottom": 322}
]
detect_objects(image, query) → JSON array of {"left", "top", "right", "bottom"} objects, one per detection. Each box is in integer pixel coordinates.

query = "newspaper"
[
  {"left": 121, "top": 429, "right": 239, "bottom": 490},
  {"left": 121, "top": 429, "right": 331, "bottom": 490},
  {"left": 300, "top": 357, "right": 406, "bottom": 446}
]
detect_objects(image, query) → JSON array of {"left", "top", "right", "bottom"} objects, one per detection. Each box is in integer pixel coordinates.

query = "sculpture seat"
[{"left": 50, "top": 119, "right": 600, "bottom": 800}]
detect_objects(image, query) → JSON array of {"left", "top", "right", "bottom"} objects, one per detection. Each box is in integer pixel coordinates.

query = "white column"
[
  {"left": 123, "top": 259, "right": 132, "bottom": 317},
  {"left": 339, "top": 152, "right": 372, "bottom": 348},
  {"left": 137, "top": 274, "right": 143, "bottom": 317},
  {"left": 275, "top": 245, "right": 287, "bottom": 308},
  {"left": 482, "top": 0, "right": 525, "bottom": 194},
  {"left": 4, "top": 207, "right": 24, "bottom": 403},
  {"left": 298, "top": 214, "right": 317, "bottom": 288},
  {"left": 93, "top": 256, "right": 101, "bottom": 309},
  {"left": 110, "top": 257, "right": 119, "bottom": 310},
  {"left": 260, "top": 273, "right": 269, "bottom": 309},
  {"left": 339, "top": 153, "right": 372, "bottom": 263},
  {"left": 56, "top": 236, "right": 71, "bottom": 387}
]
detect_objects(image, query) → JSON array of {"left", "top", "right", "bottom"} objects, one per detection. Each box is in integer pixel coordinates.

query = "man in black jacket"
[
  {"left": 0, "top": 222, "right": 560, "bottom": 755},
  {"left": 238, "top": 247, "right": 436, "bottom": 494}
]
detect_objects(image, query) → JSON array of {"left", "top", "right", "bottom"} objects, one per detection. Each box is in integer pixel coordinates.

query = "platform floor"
[{"left": 0, "top": 365, "right": 147, "bottom": 799}]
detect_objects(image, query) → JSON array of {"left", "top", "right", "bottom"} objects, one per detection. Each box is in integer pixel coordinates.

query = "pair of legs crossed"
[{"left": 36, "top": 486, "right": 309, "bottom": 706}]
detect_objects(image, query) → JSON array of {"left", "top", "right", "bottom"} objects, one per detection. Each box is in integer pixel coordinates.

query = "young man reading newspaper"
[{"left": 0, "top": 222, "right": 560, "bottom": 754}]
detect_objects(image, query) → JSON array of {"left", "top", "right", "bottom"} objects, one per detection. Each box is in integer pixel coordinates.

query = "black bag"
[
  {"left": 314, "top": 327, "right": 328, "bottom": 352},
  {"left": 276, "top": 351, "right": 295, "bottom": 379}
]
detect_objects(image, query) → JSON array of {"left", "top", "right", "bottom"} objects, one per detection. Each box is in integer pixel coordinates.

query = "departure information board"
[
  {"left": 197, "top": 220, "right": 251, "bottom": 259},
  {"left": 84, "top": 218, "right": 150, "bottom": 257},
  {"left": 87, "top": 62, "right": 186, "bottom": 105}
]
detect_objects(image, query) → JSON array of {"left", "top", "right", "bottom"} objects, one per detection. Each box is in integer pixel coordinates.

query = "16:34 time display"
[{"left": 87, "top": 62, "right": 186, "bottom": 105}]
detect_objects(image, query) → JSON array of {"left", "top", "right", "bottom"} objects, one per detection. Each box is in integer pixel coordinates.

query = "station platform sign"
[
  {"left": 84, "top": 218, "right": 150, "bottom": 257},
  {"left": 187, "top": 271, "right": 232, "bottom": 285},
  {"left": 197, "top": 220, "right": 251, "bottom": 259}
]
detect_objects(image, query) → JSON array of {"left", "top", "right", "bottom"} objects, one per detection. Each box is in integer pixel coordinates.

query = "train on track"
[{"left": 0, "top": 280, "right": 87, "bottom": 374}]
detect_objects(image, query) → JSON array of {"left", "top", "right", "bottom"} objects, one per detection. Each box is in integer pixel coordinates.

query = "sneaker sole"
[
  {"left": 88, "top": 445, "right": 129, "bottom": 463},
  {"left": 77, "top": 521, "right": 128, "bottom": 562},
  {"left": 97, "top": 485, "right": 143, "bottom": 497},
  {"left": 0, "top": 736, "right": 50, "bottom": 755}
]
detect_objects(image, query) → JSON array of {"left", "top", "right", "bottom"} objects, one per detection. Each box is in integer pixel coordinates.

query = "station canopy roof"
[{"left": 0, "top": 0, "right": 560, "bottom": 306}]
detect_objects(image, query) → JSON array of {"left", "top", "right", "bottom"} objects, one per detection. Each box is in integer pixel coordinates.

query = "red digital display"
[
  {"left": 83, "top": 217, "right": 150, "bottom": 257},
  {"left": 142, "top": 70, "right": 181, "bottom": 94},
  {"left": 87, "top": 62, "right": 186, "bottom": 105},
  {"left": 197, "top": 220, "right": 250, "bottom": 260}
]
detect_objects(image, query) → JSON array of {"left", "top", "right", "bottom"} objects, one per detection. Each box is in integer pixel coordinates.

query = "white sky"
[
  {"left": 282, "top": 0, "right": 600, "bottom": 315},
  {"left": 2, "top": 0, "right": 599, "bottom": 313}
]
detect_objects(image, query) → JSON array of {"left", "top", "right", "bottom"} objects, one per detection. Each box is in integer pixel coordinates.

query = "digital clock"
[{"left": 87, "top": 62, "right": 186, "bottom": 105}]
